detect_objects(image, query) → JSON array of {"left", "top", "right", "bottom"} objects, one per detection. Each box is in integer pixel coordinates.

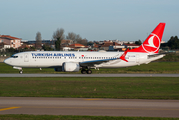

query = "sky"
[{"left": 1, "top": 0, "right": 179, "bottom": 42}]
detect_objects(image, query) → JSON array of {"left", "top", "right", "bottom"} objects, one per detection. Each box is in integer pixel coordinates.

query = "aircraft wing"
[
  {"left": 79, "top": 58, "right": 120, "bottom": 67},
  {"left": 80, "top": 48, "right": 130, "bottom": 67}
]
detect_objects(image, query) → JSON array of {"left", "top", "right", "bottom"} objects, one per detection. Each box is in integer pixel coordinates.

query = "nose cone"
[{"left": 4, "top": 58, "right": 11, "bottom": 65}]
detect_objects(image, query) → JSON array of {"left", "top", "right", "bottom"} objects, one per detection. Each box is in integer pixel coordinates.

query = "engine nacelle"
[{"left": 62, "top": 62, "right": 80, "bottom": 72}]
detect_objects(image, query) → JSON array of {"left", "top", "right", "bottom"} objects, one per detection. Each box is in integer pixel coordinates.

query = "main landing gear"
[{"left": 81, "top": 69, "right": 92, "bottom": 74}]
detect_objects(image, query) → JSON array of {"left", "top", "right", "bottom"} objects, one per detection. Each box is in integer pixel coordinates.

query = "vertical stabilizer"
[{"left": 129, "top": 23, "right": 166, "bottom": 53}]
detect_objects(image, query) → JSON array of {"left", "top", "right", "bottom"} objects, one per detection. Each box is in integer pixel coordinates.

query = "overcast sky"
[{"left": 1, "top": 0, "right": 179, "bottom": 42}]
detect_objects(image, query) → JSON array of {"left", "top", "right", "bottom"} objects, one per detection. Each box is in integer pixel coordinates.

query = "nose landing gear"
[
  {"left": 13, "top": 66, "right": 23, "bottom": 74},
  {"left": 19, "top": 70, "right": 23, "bottom": 74}
]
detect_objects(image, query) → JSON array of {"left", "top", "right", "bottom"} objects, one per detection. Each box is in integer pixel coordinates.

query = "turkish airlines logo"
[{"left": 142, "top": 33, "right": 160, "bottom": 53}]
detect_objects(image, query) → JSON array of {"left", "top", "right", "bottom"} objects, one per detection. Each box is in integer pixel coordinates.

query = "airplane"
[{"left": 4, "top": 23, "right": 166, "bottom": 74}]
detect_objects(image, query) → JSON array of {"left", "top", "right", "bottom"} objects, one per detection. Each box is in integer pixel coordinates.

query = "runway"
[
  {"left": 0, "top": 73, "right": 179, "bottom": 77},
  {"left": 0, "top": 97, "right": 179, "bottom": 118}
]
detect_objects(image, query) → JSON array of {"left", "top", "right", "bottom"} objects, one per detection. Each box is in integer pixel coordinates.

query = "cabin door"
[{"left": 24, "top": 53, "right": 29, "bottom": 62}]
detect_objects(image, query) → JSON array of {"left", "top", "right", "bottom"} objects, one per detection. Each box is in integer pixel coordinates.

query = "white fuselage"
[{"left": 4, "top": 51, "right": 164, "bottom": 68}]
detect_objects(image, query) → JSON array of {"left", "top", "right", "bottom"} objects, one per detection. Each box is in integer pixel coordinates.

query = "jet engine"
[{"left": 62, "top": 62, "right": 80, "bottom": 72}]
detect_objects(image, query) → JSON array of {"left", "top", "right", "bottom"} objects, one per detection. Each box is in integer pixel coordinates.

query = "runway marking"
[
  {"left": 0, "top": 107, "right": 20, "bottom": 111},
  {"left": 84, "top": 99, "right": 102, "bottom": 101}
]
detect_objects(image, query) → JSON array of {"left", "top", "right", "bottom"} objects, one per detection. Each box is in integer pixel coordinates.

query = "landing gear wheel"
[
  {"left": 86, "top": 69, "right": 92, "bottom": 74},
  {"left": 19, "top": 70, "right": 23, "bottom": 74},
  {"left": 81, "top": 69, "right": 86, "bottom": 74}
]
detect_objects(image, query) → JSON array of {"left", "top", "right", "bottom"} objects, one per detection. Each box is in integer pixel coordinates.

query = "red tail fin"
[{"left": 129, "top": 23, "right": 166, "bottom": 53}]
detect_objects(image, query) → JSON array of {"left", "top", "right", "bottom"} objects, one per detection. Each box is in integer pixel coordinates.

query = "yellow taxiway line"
[{"left": 0, "top": 107, "right": 20, "bottom": 111}]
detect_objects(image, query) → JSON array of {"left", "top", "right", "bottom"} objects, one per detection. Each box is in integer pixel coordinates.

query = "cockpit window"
[{"left": 11, "top": 56, "right": 18, "bottom": 58}]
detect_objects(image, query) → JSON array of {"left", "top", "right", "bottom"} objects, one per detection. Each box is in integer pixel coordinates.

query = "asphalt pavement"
[{"left": 0, "top": 97, "right": 179, "bottom": 118}]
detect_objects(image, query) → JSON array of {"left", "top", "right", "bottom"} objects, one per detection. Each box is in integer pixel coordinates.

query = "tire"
[
  {"left": 86, "top": 69, "right": 92, "bottom": 74},
  {"left": 19, "top": 70, "right": 23, "bottom": 74},
  {"left": 81, "top": 69, "right": 86, "bottom": 74}
]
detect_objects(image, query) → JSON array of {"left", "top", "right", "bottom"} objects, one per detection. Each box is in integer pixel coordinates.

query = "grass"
[
  {"left": 0, "top": 77, "right": 179, "bottom": 99},
  {"left": 1, "top": 61, "right": 179, "bottom": 74},
  {"left": 159, "top": 53, "right": 179, "bottom": 61},
  {"left": 0, "top": 114, "right": 178, "bottom": 120}
]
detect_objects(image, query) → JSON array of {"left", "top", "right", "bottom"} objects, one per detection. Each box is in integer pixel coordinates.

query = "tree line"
[
  {"left": 34, "top": 27, "right": 179, "bottom": 51},
  {"left": 36, "top": 28, "right": 88, "bottom": 51},
  {"left": 161, "top": 36, "right": 179, "bottom": 50}
]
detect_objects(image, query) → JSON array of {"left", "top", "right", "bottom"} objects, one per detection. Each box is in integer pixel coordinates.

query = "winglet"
[{"left": 120, "top": 48, "right": 129, "bottom": 62}]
